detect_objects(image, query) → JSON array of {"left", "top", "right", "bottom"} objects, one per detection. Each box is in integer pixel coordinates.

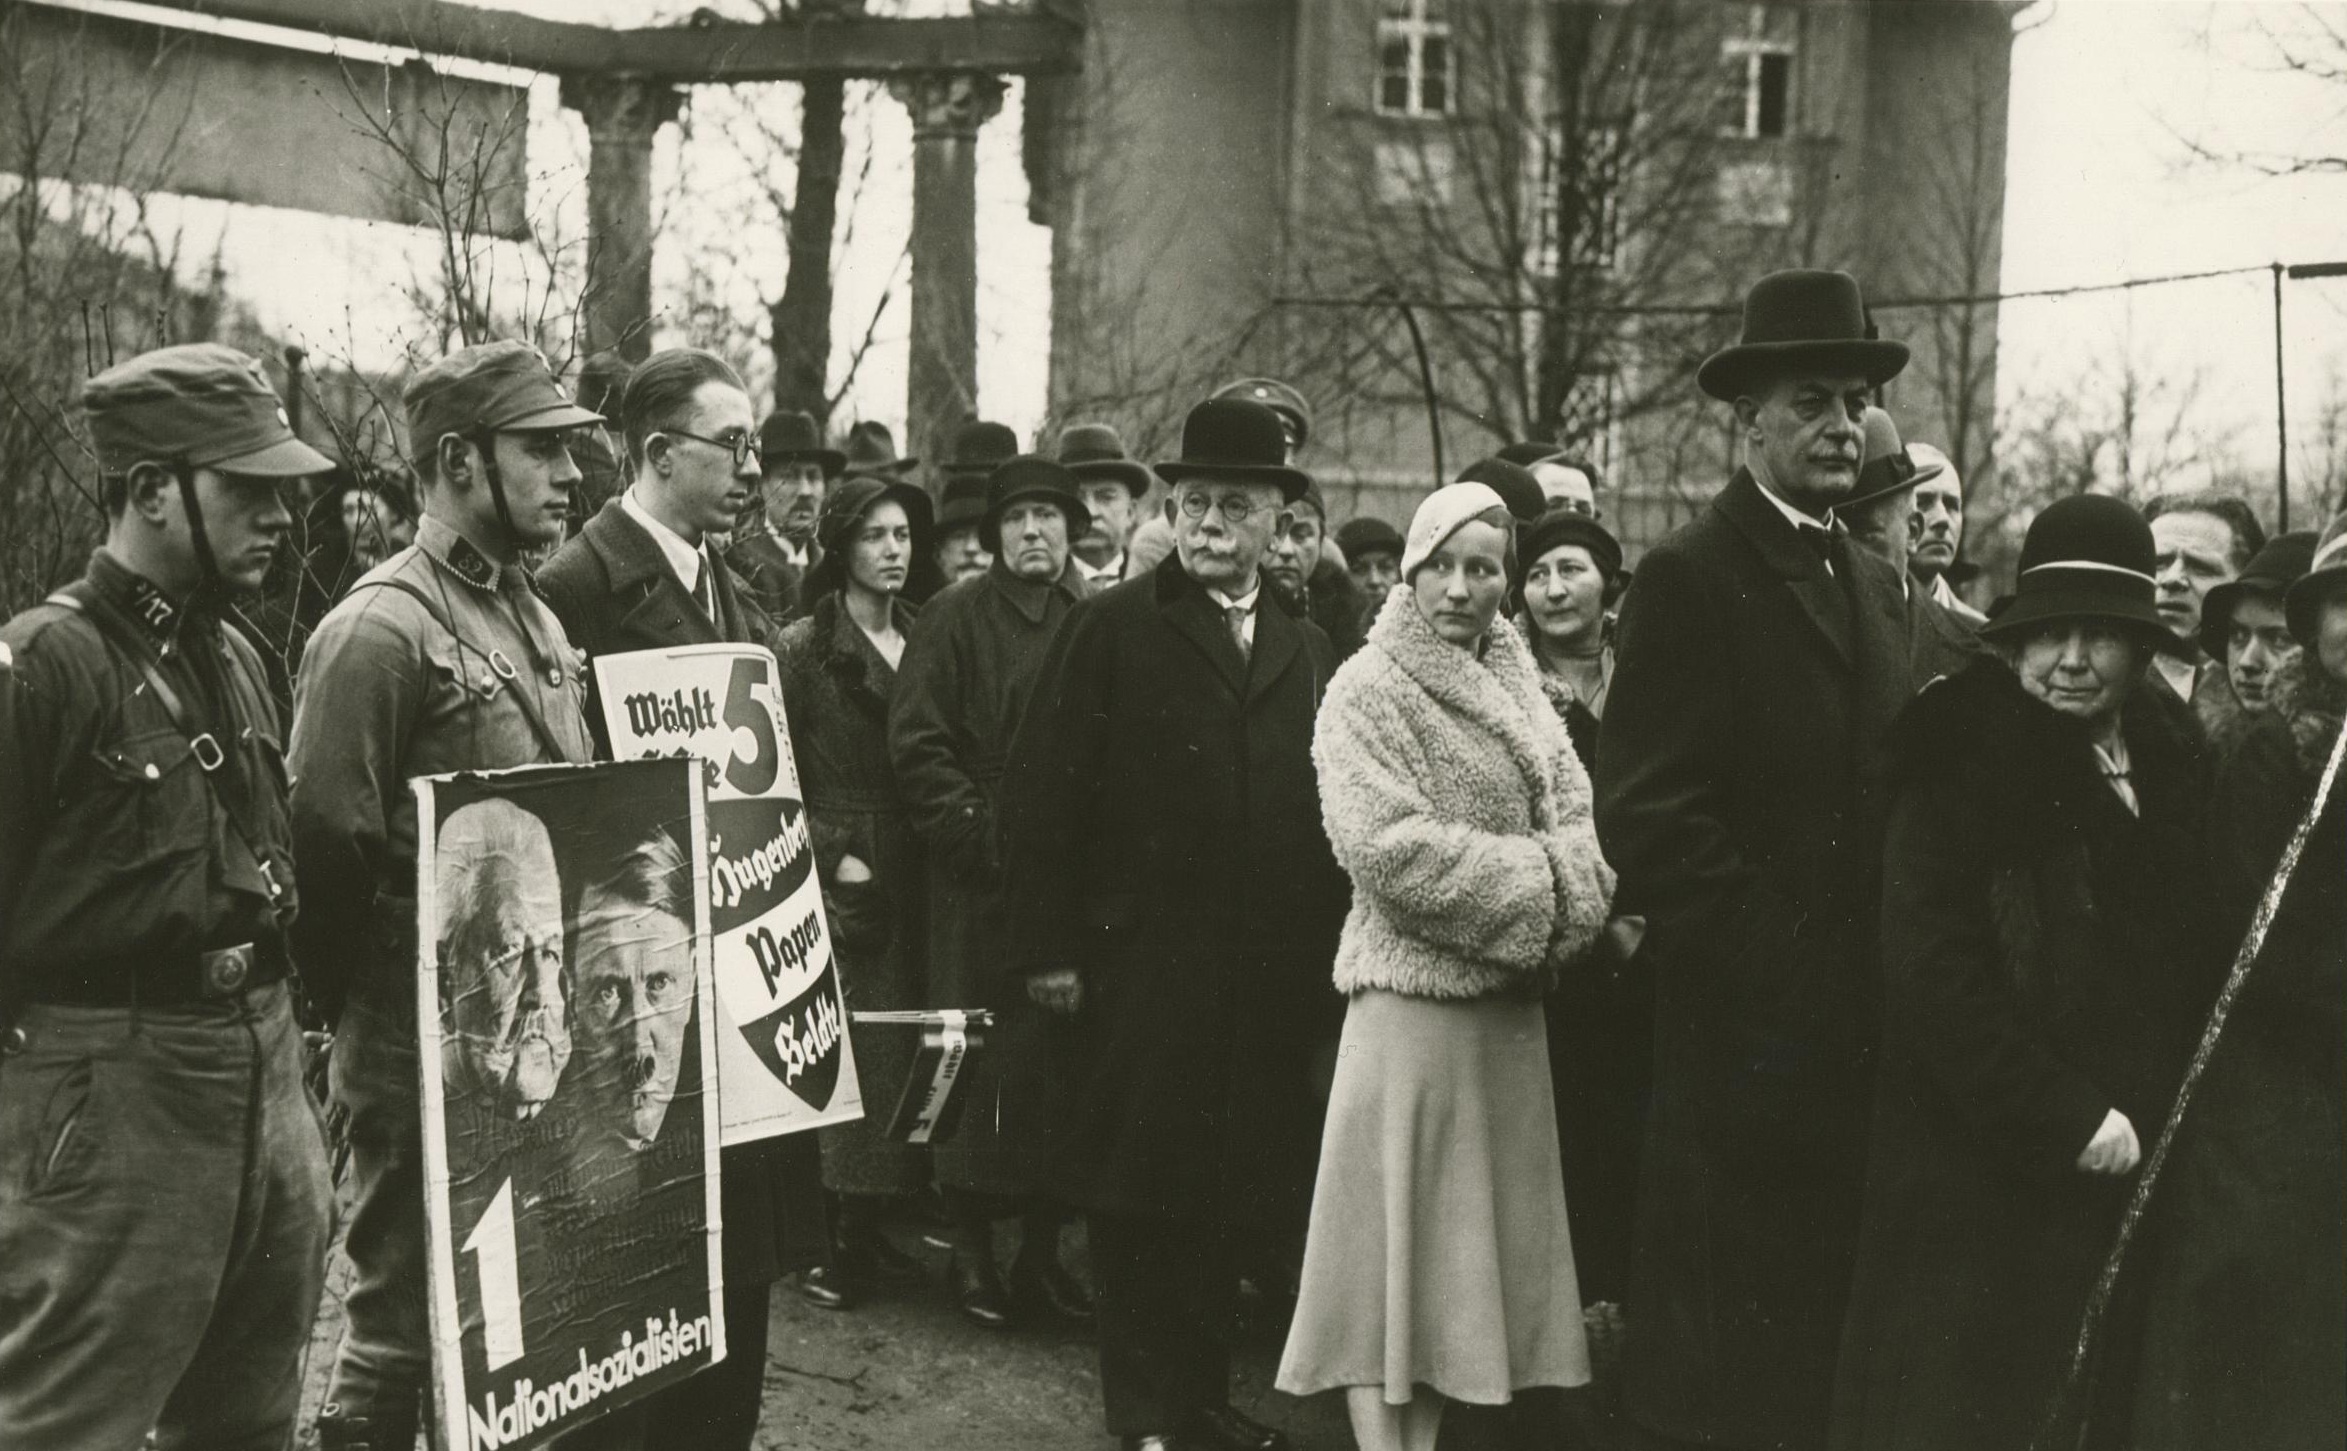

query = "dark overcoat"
[
  {"left": 532, "top": 498, "right": 824, "bottom": 1284},
  {"left": 723, "top": 528, "right": 805, "bottom": 625},
  {"left": 1593, "top": 468, "right": 1917, "bottom": 1448},
  {"left": 887, "top": 558, "right": 1088, "bottom": 1196},
  {"left": 1830, "top": 656, "right": 2218, "bottom": 1451},
  {"left": 2132, "top": 659, "right": 2346, "bottom": 1451},
  {"left": 1906, "top": 580, "right": 1984, "bottom": 688},
  {"left": 998, "top": 559, "right": 1350, "bottom": 1228},
  {"left": 775, "top": 593, "right": 932, "bottom": 1197}
]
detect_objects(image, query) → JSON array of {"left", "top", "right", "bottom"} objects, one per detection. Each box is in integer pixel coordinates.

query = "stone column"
[
  {"left": 889, "top": 72, "right": 1006, "bottom": 464},
  {"left": 561, "top": 75, "right": 683, "bottom": 362}
]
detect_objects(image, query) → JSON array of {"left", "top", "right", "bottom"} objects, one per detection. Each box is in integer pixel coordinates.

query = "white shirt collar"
[
  {"left": 622, "top": 487, "right": 705, "bottom": 594},
  {"left": 1207, "top": 581, "right": 1261, "bottom": 613},
  {"left": 2152, "top": 652, "right": 2198, "bottom": 703},
  {"left": 1752, "top": 472, "right": 1834, "bottom": 534},
  {"left": 1079, "top": 551, "right": 1127, "bottom": 582}
]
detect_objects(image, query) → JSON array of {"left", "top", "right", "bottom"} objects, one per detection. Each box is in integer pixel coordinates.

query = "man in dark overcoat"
[
  {"left": 1000, "top": 397, "right": 1350, "bottom": 1451},
  {"left": 1838, "top": 406, "right": 1983, "bottom": 687},
  {"left": 888, "top": 454, "right": 1096, "bottom": 1329},
  {"left": 535, "top": 348, "right": 824, "bottom": 1451},
  {"left": 1594, "top": 270, "right": 1919, "bottom": 1451}
]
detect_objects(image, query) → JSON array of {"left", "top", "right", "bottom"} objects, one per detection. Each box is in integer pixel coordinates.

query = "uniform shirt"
[
  {"left": 288, "top": 516, "right": 594, "bottom": 985},
  {"left": 0, "top": 550, "right": 295, "bottom": 992}
]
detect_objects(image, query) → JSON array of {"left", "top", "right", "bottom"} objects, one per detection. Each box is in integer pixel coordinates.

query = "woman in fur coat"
[
  {"left": 1829, "top": 496, "right": 2221, "bottom": 1451},
  {"left": 774, "top": 474, "right": 941, "bottom": 1307},
  {"left": 1277, "top": 483, "right": 1617, "bottom": 1451}
]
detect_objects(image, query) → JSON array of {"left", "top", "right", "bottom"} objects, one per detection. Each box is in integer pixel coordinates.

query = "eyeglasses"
[
  {"left": 1176, "top": 491, "right": 1262, "bottom": 523},
  {"left": 659, "top": 427, "right": 761, "bottom": 468}
]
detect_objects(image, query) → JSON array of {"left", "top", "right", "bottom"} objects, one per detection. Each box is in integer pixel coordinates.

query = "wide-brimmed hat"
[
  {"left": 1155, "top": 398, "right": 1311, "bottom": 502},
  {"left": 2285, "top": 512, "right": 2347, "bottom": 649},
  {"left": 843, "top": 420, "right": 919, "bottom": 477},
  {"left": 1980, "top": 494, "right": 2167, "bottom": 643},
  {"left": 2199, "top": 530, "right": 2317, "bottom": 657},
  {"left": 1837, "top": 407, "right": 1946, "bottom": 514},
  {"left": 1400, "top": 482, "right": 1512, "bottom": 580},
  {"left": 805, "top": 473, "right": 937, "bottom": 601},
  {"left": 758, "top": 410, "right": 846, "bottom": 476},
  {"left": 1455, "top": 456, "right": 1546, "bottom": 524},
  {"left": 939, "top": 419, "right": 1021, "bottom": 481},
  {"left": 1519, "top": 507, "right": 1623, "bottom": 583},
  {"left": 1697, "top": 270, "right": 1910, "bottom": 402},
  {"left": 936, "top": 473, "right": 989, "bottom": 533},
  {"left": 1209, "top": 377, "right": 1312, "bottom": 452},
  {"left": 1336, "top": 516, "right": 1404, "bottom": 563},
  {"left": 985, "top": 455, "right": 1091, "bottom": 545},
  {"left": 1055, "top": 422, "right": 1154, "bottom": 495}
]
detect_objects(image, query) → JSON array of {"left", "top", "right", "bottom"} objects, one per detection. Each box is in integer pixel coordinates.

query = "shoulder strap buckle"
[{"left": 189, "top": 732, "right": 226, "bottom": 773}]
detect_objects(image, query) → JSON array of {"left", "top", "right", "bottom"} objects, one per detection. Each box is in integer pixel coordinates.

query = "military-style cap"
[
  {"left": 83, "top": 342, "right": 333, "bottom": 477},
  {"left": 403, "top": 339, "right": 604, "bottom": 454}
]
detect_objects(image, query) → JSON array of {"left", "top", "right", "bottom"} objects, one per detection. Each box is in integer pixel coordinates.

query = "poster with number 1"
[
  {"left": 593, "top": 642, "right": 863, "bottom": 1145},
  {"left": 415, "top": 758, "right": 725, "bottom": 1451}
]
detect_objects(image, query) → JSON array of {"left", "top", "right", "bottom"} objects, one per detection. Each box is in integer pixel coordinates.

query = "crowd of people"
[{"left": 0, "top": 264, "right": 2342, "bottom": 1451}]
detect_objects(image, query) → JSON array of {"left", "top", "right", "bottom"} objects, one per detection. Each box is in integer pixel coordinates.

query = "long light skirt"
[{"left": 1275, "top": 989, "right": 1590, "bottom": 1405}]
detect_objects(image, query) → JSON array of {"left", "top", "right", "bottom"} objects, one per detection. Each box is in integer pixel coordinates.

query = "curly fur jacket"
[{"left": 1314, "top": 587, "right": 1617, "bottom": 1000}]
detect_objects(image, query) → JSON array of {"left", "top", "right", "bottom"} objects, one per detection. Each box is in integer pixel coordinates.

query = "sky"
[{"left": 41, "top": 0, "right": 2347, "bottom": 508}]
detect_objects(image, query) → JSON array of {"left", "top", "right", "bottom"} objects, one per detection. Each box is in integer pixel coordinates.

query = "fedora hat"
[
  {"left": 936, "top": 473, "right": 989, "bottom": 532},
  {"left": 1980, "top": 494, "right": 2167, "bottom": 643},
  {"left": 1838, "top": 407, "right": 1946, "bottom": 514},
  {"left": 2285, "top": 513, "right": 2347, "bottom": 649},
  {"left": 939, "top": 419, "right": 1021, "bottom": 481},
  {"left": 804, "top": 474, "right": 938, "bottom": 601},
  {"left": 984, "top": 455, "right": 1091, "bottom": 545},
  {"left": 1697, "top": 270, "right": 1910, "bottom": 402},
  {"left": 758, "top": 410, "right": 846, "bottom": 475},
  {"left": 1055, "top": 422, "right": 1155, "bottom": 495},
  {"left": 1209, "top": 377, "right": 1312, "bottom": 453},
  {"left": 843, "top": 420, "right": 919, "bottom": 477},
  {"left": 1156, "top": 397, "right": 1311, "bottom": 502}
]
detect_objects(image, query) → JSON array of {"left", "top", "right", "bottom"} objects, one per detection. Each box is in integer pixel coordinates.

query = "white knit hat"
[{"left": 1400, "top": 481, "right": 1510, "bottom": 580}]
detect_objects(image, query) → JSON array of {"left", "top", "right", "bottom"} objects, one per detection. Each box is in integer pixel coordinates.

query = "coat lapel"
[
  {"left": 586, "top": 502, "right": 721, "bottom": 648},
  {"left": 1245, "top": 599, "right": 1301, "bottom": 705},
  {"left": 1155, "top": 564, "right": 1248, "bottom": 697},
  {"left": 1847, "top": 547, "right": 1918, "bottom": 741},
  {"left": 1716, "top": 468, "right": 1853, "bottom": 667}
]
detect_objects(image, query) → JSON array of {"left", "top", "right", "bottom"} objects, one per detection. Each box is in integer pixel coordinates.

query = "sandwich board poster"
[
  {"left": 594, "top": 642, "right": 863, "bottom": 1145},
  {"left": 415, "top": 758, "right": 725, "bottom": 1451}
]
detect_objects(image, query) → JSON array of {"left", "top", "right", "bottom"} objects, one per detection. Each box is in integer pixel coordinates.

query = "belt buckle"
[{"left": 200, "top": 942, "right": 255, "bottom": 998}]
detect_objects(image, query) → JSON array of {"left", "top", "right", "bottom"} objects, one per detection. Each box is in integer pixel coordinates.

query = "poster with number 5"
[
  {"left": 593, "top": 642, "right": 863, "bottom": 1145},
  {"left": 414, "top": 758, "right": 725, "bottom": 1451}
]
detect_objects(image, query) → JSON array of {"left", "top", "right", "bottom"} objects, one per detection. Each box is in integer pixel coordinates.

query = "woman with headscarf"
[
  {"left": 773, "top": 472, "right": 943, "bottom": 1308},
  {"left": 1277, "top": 483, "right": 1618, "bottom": 1451},
  {"left": 1830, "top": 495, "right": 2222, "bottom": 1451}
]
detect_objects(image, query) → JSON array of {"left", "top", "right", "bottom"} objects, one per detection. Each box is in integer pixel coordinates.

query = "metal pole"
[{"left": 2272, "top": 263, "right": 2289, "bottom": 533}]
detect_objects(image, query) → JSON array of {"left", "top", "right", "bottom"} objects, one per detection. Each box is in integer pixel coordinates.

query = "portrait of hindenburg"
[{"left": 435, "top": 799, "right": 570, "bottom": 1120}]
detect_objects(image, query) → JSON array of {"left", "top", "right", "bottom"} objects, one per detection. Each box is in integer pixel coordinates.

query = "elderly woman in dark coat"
[
  {"left": 2130, "top": 512, "right": 2347, "bottom": 1451},
  {"left": 774, "top": 473, "right": 941, "bottom": 1308},
  {"left": 1829, "top": 495, "right": 2221, "bottom": 1451}
]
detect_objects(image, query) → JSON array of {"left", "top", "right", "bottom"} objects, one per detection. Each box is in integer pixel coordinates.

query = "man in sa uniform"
[
  {"left": 0, "top": 344, "right": 336, "bottom": 1450},
  {"left": 294, "top": 340, "right": 601, "bottom": 1451}
]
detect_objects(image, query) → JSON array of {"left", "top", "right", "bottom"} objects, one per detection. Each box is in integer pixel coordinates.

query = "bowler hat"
[
  {"left": 1209, "top": 377, "right": 1312, "bottom": 453},
  {"left": 2198, "top": 530, "right": 2316, "bottom": 658},
  {"left": 1838, "top": 407, "right": 1946, "bottom": 514},
  {"left": 804, "top": 473, "right": 937, "bottom": 601},
  {"left": 984, "top": 455, "right": 1091, "bottom": 546},
  {"left": 1455, "top": 456, "right": 1547, "bottom": 523},
  {"left": 1979, "top": 494, "right": 2167, "bottom": 643},
  {"left": 1697, "top": 270, "right": 1910, "bottom": 402},
  {"left": 1056, "top": 422, "right": 1155, "bottom": 496},
  {"left": 1155, "top": 398, "right": 1311, "bottom": 502},
  {"left": 843, "top": 420, "right": 919, "bottom": 477},
  {"left": 2285, "top": 513, "right": 2347, "bottom": 649},
  {"left": 758, "top": 411, "right": 847, "bottom": 476},
  {"left": 1520, "top": 507, "right": 1624, "bottom": 584},
  {"left": 405, "top": 340, "right": 605, "bottom": 457},
  {"left": 1336, "top": 516, "right": 1404, "bottom": 563},
  {"left": 936, "top": 473, "right": 989, "bottom": 532},
  {"left": 939, "top": 419, "right": 1021, "bottom": 480},
  {"left": 84, "top": 343, "right": 334, "bottom": 477}
]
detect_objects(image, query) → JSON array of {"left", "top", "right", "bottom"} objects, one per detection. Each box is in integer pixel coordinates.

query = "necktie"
[
  {"left": 692, "top": 557, "right": 716, "bottom": 624},
  {"left": 1224, "top": 604, "right": 1252, "bottom": 663},
  {"left": 1798, "top": 524, "right": 1835, "bottom": 566}
]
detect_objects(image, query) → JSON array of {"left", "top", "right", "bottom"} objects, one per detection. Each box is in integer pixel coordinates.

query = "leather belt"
[{"left": 25, "top": 938, "right": 290, "bottom": 1008}]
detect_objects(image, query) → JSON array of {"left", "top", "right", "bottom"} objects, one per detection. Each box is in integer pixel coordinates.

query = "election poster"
[
  {"left": 415, "top": 758, "right": 725, "bottom": 1451},
  {"left": 594, "top": 642, "right": 863, "bottom": 1145}
]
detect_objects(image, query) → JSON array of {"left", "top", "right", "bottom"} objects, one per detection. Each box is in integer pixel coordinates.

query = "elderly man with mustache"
[{"left": 434, "top": 799, "right": 570, "bottom": 1121}]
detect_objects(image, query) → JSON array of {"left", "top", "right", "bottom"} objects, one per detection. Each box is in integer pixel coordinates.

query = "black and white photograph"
[{"left": 1, "top": 2, "right": 2345, "bottom": 1449}]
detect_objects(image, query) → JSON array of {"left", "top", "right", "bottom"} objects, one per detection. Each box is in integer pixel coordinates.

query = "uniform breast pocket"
[{"left": 85, "top": 727, "right": 210, "bottom": 869}]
